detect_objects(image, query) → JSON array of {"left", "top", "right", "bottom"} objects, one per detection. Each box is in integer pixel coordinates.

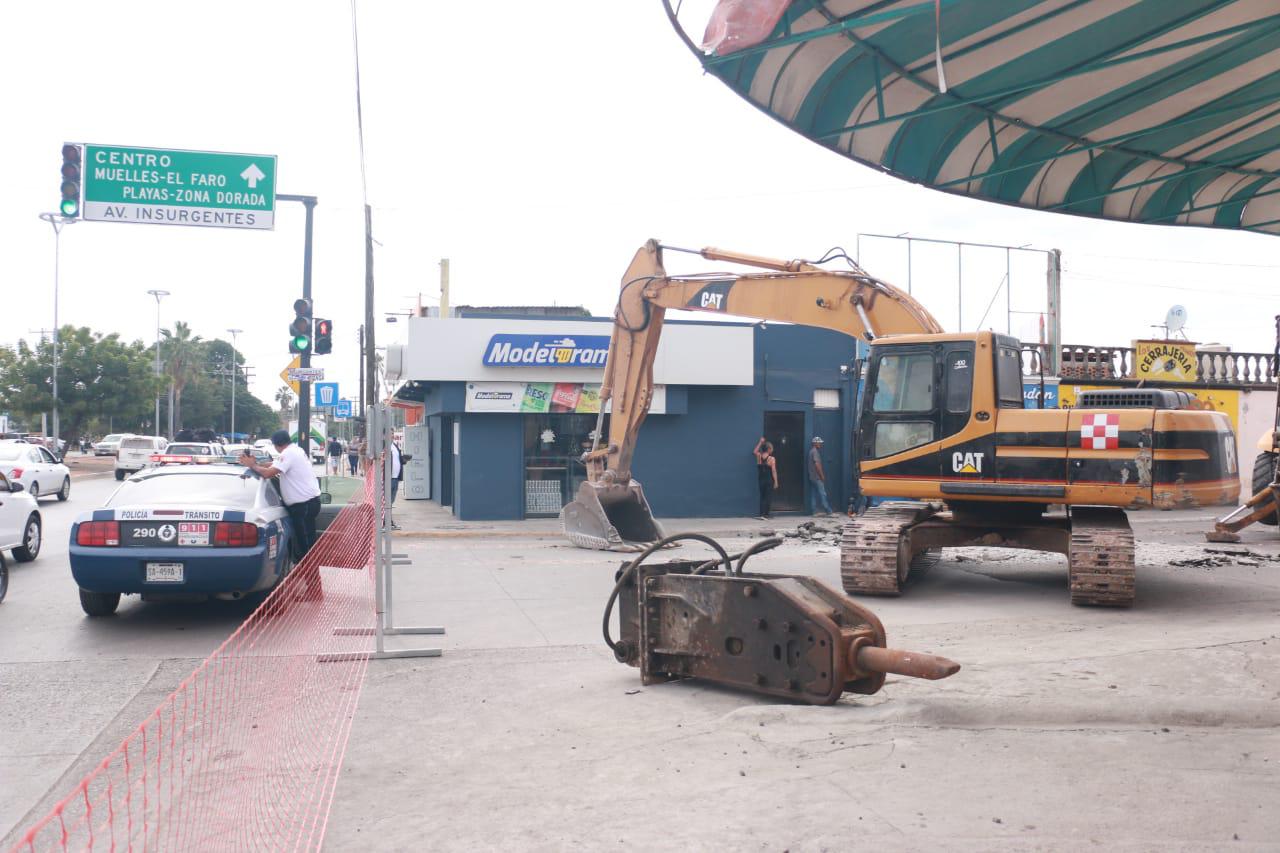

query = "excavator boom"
[{"left": 561, "top": 240, "right": 941, "bottom": 550}]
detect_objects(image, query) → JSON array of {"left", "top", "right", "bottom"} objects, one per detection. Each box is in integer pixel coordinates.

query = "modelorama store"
[{"left": 390, "top": 314, "right": 865, "bottom": 521}]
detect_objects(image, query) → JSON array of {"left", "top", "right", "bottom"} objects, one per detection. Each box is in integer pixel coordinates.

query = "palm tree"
[
  {"left": 159, "top": 321, "right": 202, "bottom": 430},
  {"left": 275, "top": 386, "right": 295, "bottom": 421}
]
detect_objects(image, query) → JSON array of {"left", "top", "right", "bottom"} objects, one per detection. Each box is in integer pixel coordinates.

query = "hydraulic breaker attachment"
[
  {"left": 609, "top": 552, "right": 959, "bottom": 705},
  {"left": 562, "top": 479, "right": 665, "bottom": 551}
]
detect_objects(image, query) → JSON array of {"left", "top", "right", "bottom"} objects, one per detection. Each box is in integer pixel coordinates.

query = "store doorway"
[{"left": 764, "top": 412, "right": 804, "bottom": 512}]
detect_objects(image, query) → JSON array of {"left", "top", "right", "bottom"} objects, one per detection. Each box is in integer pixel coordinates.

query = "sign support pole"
[{"left": 280, "top": 194, "right": 317, "bottom": 455}]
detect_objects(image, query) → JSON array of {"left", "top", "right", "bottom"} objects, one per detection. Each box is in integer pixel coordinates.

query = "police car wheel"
[
  {"left": 28, "top": 482, "right": 38, "bottom": 499},
  {"left": 57, "top": 478, "right": 70, "bottom": 501},
  {"left": 12, "top": 515, "right": 40, "bottom": 562},
  {"left": 0, "top": 554, "right": 8, "bottom": 604},
  {"left": 79, "top": 588, "right": 120, "bottom": 617}
]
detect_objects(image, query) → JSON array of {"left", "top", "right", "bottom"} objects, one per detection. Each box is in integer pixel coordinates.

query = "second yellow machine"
[{"left": 562, "top": 241, "right": 1239, "bottom": 607}]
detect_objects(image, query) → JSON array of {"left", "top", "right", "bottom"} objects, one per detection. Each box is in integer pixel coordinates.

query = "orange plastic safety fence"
[{"left": 14, "top": 470, "right": 378, "bottom": 852}]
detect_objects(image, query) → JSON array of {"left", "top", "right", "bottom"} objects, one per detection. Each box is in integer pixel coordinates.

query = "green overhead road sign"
[{"left": 79, "top": 144, "right": 277, "bottom": 230}]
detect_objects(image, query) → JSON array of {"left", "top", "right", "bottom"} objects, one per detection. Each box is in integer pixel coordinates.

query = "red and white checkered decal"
[{"left": 1080, "top": 413, "right": 1120, "bottom": 449}]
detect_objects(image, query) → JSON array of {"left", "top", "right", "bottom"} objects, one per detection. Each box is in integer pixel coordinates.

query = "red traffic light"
[
  {"left": 293, "top": 298, "right": 312, "bottom": 317},
  {"left": 315, "top": 319, "right": 331, "bottom": 336},
  {"left": 61, "top": 143, "right": 81, "bottom": 164}
]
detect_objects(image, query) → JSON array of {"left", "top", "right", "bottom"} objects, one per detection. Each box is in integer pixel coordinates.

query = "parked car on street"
[
  {"left": 115, "top": 436, "right": 168, "bottom": 480},
  {"left": 157, "top": 443, "right": 224, "bottom": 461},
  {"left": 252, "top": 439, "right": 281, "bottom": 461},
  {"left": 69, "top": 463, "right": 298, "bottom": 616},
  {"left": 0, "top": 443, "right": 71, "bottom": 501},
  {"left": 0, "top": 469, "right": 43, "bottom": 565},
  {"left": 95, "top": 434, "right": 129, "bottom": 456}
]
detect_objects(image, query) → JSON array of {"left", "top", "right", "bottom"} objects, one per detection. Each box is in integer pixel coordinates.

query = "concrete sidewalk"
[
  {"left": 326, "top": 508, "right": 1280, "bottom": 850},
  {"left": 389, "top": 495, "right": 833, "bottom": 540}
]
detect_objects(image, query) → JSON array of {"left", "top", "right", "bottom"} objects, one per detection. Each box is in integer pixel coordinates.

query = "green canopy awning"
[{"left": 665, "top": 1, "right": 1280, "bottom": 233}]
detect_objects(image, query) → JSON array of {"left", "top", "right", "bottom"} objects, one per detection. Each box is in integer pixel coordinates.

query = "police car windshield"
[{"left": 108, "top": 472, "right": 257, "bottom": 507}]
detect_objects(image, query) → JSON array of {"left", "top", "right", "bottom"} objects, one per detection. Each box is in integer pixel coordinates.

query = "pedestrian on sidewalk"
[
  {"left": 808, "top": 436, "right": 833, "bottom": 516},
  {"left": 347, "top": 437, "right": 362, "bottom": 476},
  {"left": 327, "top": 436, "right": 344, "bottom": 476},
  {"left": 753, "top": 437, "right": 778, "bottom": 519},
  {"left": 388, "top": 439, "right": 410, "bottom": 530}
]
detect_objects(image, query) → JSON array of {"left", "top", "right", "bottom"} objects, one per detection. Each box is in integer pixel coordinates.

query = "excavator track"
[
  {"left": 1067, "top": 507, "right": 1136, "bottom": 607},
  {"left": 840, "top": 502, "right": 936, "bottom": 596}
]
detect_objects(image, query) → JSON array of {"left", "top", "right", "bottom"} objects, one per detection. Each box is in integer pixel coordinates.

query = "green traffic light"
[
  {"left": 293, "top": 335, "right": 311, "bottom": 351},
  {"left": 60, "top": 198, "right": 79, "bottom": 217}
]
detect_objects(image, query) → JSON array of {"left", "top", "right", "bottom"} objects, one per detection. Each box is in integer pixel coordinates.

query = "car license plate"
[
  {"left": 178, "top": 522, "right": 210, "bottom": 546},
  {"left": 146, "top": 562, "right": 184, "bottom": 583}
]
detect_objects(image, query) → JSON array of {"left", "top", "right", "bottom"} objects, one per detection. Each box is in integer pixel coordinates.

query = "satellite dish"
[{"left": 1165, "top": 305, "right": 1187, "bottom": 334}]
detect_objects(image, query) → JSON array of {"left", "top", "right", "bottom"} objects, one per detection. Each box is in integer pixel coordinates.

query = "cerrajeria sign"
[
  {"left": 81, "top": 144, "right": 277, "bottom": 230},
  {"left": 482, "top": 334, "right": 611, "bottom": 367}
]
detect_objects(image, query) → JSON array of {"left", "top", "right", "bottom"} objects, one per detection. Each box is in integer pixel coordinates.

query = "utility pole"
[
  {"left": 146, "top": 290, "right": 169, "bottom": 437},
  {"left": 38, "top": 213, "right": 75, "bottom": 449},
  {"left": 227, "top": 328, "right": 242, "bottom": 439},
  {"left": 364, "top": 204, "right": 376, "bottom": 424},
  {"left": 358, "top": 325, "right": 365, "bottom": 413},
  {"left": 1046, "top": 249, "right": 1062, "bottom": 375},
  {"left": 280, "top": 194, "right": 318, "bottom": 456}
]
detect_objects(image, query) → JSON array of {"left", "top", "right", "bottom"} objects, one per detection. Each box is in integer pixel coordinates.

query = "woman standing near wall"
[{"left": 754, "top": 437, "right": 778, "bottom": 519}]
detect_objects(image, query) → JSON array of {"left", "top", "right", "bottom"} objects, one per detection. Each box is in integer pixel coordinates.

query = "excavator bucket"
[{"left": 561, "top": 479, "right": 665, "bottom": 551}]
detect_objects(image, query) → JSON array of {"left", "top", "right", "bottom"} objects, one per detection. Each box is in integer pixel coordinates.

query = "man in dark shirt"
[{"left": 808, "top": 436, "right": 833, "bottom": 517}]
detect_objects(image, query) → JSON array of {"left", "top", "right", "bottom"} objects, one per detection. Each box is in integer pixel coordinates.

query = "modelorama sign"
[
  {"left": 465, "top": 382, "right": 666, "bottom": 414},
  {"left": 482, "top": 334, "right": 611, "bottom": 367},
  {"left": 80, "top": 144, "right": 277, "bottom": 230}
]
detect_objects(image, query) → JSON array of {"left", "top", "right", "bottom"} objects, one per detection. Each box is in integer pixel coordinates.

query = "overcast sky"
[{"left": 4, "top": 2, "right": 1277, "bottom": 408}]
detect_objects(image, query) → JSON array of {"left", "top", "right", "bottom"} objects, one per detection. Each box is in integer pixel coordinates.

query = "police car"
[{"left": 69, "top": 462, "right": 296, "bottom": 616}]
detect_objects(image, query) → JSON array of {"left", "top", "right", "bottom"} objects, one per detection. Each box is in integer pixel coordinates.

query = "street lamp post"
[
  {"left": 146, "top": 289, "right": 170, "bottom": 437},
  {"left": 38, "top": 213, "right": 75, "bottom": 451},
  {"left": 226, "top": 328, "right": 242, "bottom": 439}
]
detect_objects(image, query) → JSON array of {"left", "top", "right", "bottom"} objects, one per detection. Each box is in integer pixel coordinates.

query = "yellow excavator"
[{"left": 562, "top": 240, "right": 1240, "bottom": 607}]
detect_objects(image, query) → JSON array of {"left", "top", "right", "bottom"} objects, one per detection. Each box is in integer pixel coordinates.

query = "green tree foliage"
[
  {"left": 0, "top": 326, "right": 284, "bottom": 442},
  {"left": 0, "top": 326, "right": 159, "bottom": 442},
  {"left": 153, "top": 333, "right": 282, "bottom": 438}
]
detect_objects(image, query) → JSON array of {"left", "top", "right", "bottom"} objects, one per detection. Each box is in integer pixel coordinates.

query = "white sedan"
[{"left": 0, "top": 443, "right": 72, "bottom": 501}]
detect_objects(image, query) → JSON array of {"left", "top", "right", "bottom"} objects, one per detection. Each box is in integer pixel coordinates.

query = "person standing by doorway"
[
  {"left": 808, "top": 436, "right": 833, "bottom": 516},
  {"left": 753, "top": 437, "right": 778, "bottom": 519}
]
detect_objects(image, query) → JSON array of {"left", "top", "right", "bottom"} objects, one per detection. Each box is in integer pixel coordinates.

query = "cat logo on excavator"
[{"left": 952, "top": 452, "right": 984, "bottom": 474}]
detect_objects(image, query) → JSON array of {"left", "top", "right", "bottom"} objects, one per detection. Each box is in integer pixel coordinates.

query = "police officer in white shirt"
[{"left": 239, "top": 429, "right": 323, "bottom": 556}]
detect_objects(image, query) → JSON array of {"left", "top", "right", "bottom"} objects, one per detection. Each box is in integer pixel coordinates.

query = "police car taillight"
[
  {"left": 77, "top": 521, "right": 121, "bottom": 546},
  {"left": 213, "top": 522, "right": 258, "bottom": 547}
]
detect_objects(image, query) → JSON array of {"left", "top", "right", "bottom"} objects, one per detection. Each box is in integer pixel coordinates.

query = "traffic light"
[
  {"left": 289, "top": 298, "right": 312, "bottom": 354},
  {"left": 60, "top": 143, "right": 81, "bottom": 218},
  {"left": 314, "top": 319, "right": 333, "bottom": 355}
]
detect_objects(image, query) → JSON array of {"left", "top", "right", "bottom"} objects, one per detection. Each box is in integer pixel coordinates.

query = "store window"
[{"left": 522, "top": 413, "right": 608, "bottom": 517}]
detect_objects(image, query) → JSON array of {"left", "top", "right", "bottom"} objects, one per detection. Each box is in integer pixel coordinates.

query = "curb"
[{"left": 392, "top": 527, "right": 781, "bottom": 541}]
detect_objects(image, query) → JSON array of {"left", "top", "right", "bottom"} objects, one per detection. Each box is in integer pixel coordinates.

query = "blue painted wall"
[{"left": 452, "top": 414, "right": 524, "bottom": 520}]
